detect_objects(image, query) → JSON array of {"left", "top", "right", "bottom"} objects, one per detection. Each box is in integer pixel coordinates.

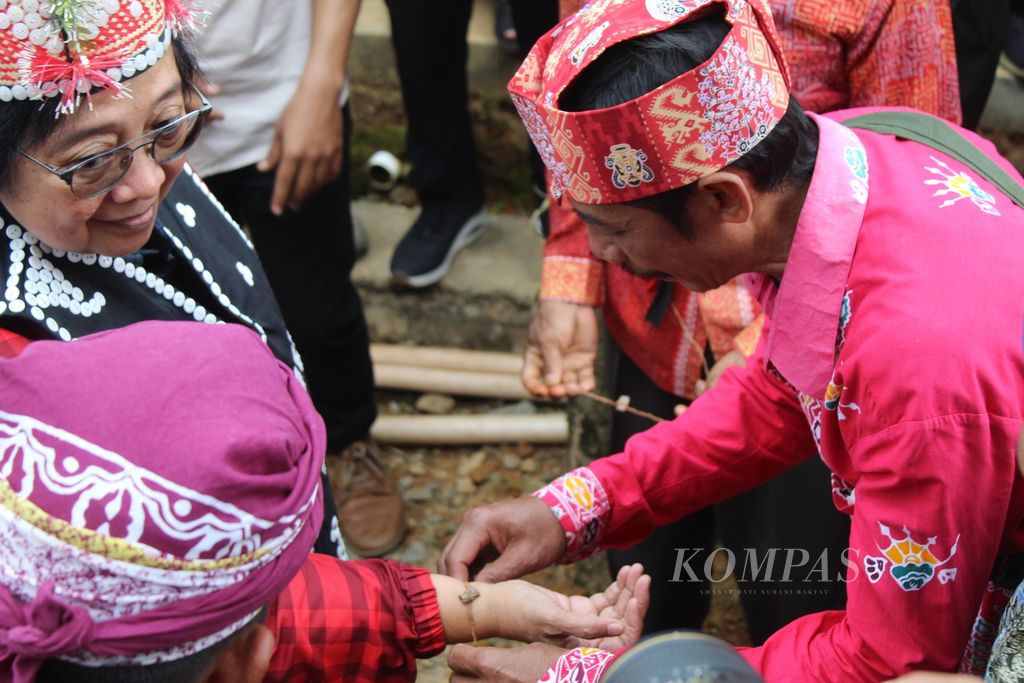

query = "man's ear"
[
  {"left": 694, "top": 170, "right": 755, "bottom": 224},
  {"left": 201, "top": 623, "right": 276, "bottom": 683}
]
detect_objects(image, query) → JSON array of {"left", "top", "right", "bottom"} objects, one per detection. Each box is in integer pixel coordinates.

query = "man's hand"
[
  {"left": 257, "top": 84, "right": 343, "bottom": 216},
  {"left": 493, "top": 563, "right": 650, "bottom": 649},
  {"left": 694, "top": 349, "right": 746, "bottom": 396},
  {"left": 439, "top": 497, "right": 565, "bottom": 582},
  {"left": 522, "top": 300, "right": 599, "bottom": 399},
  {"left": 448, "top": 642, "right": 565, "bottom": 683}
]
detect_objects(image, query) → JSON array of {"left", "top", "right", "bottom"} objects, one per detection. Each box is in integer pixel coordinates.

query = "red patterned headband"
[
  {"left": 508, "top": 0, "right": 791, "bottom": 205},
  {"left": 0, "top": 0, "right": 200, "bottom": 116}
]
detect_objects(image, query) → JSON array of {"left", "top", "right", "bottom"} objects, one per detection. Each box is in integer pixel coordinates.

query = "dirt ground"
[{"left": 333, "top": 393, "right": 750, "bottom": 682}]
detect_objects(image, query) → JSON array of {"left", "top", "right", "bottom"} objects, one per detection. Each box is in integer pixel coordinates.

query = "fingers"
[
  {"left": 521, "top": 345, "right": 551, "bottom": 398},
  {"left": 537, "top": 333, "right": 566, "bottom": 398},
  {"left": 448, "top": 643, "right": 488, "bottom": 681},
  {"left": 438, "top": 516, "right": 488, "bottom": 581},
  {"left": 550, "top": 612, "right": 624, "bottom": 641}
]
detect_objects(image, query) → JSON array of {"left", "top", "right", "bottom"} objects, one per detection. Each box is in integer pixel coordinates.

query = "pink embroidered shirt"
[{"left": 534, "top": 109, "right": 1024, "bottom": 681}]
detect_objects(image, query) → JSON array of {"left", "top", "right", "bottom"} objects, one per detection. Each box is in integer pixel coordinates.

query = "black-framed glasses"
[{"left": 18, "top": 86, "right": 213, "bottom": 200}]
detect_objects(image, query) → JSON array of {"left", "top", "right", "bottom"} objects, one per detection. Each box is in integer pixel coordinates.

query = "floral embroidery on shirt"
[
  {"left": 533, "top": 467, "right": 611, "bottom": 562},
  {"left": 837, "top": 290, "right": 853, "bottom": 350},
  {"left": 831, "top": 473, "right": 856, "bottom": 513},
  {"left": 539, "top": 647, "right": 615, "bottom": 683},
  {"left": 823, "top": 380, "right": 860, "bottom": 421},
  {"left": 924, "top": 156, "right": 1000, "bottom": 216},
  {"left": 864, "top": 522, "right": 960, "bottom": 592},
  {"left": 844, "top": 146, "right": 869, "bottom": 204}
]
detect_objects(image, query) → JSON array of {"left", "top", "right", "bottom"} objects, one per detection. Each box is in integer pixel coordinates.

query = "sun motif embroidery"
[
  {"left": 923, "top": 156, "right": 1000, "bottom": 216},
  {"left": 865, "top": 522, "right": 960, "bottom": 592},
  {"left": 605, "top": 144, "right": 655, "bottom": 189}
]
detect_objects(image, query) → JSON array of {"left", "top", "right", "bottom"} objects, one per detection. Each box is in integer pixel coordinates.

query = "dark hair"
[
  {"left": 559, "top": 8, "right": 818, "bottom": 237},
  {"left": 35, "top": 609, "right": 266, "bottom": 683},
  {"left": 0, "top": 35, "right": 202, "bottom": 192}
]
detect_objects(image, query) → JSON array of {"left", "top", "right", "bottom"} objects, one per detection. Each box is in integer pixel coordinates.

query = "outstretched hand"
[{"left": 499, "top": 563, "right": 650, "bottom": 650}]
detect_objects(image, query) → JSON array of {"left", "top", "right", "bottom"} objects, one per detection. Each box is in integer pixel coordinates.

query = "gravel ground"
[{"left": 336, "top": 393, "right": 749, "bottom": 683}]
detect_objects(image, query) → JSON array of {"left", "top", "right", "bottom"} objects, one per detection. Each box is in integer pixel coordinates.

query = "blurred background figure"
[
  {"left": 384, "top": 0, "right": 557, "bottom": 289},
  {"left": 190, "top": 0, "right": 407, "bottom": 559}
]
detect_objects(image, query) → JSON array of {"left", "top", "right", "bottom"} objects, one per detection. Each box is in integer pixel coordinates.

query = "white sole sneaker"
[{"left": 390, "top": 208, "right": 489, "bottom": 289}]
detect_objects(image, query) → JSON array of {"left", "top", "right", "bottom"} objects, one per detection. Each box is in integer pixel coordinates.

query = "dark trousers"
[
  {"left": 203, "top": 105, "right": 376, "bottom": 452},
  {"left": 508, "top": 0, "right": 561, "bottom": 193},
  {"left": 384, "top": 0, "right": 483, "bottom": 206},
  {"left": 605, "top": 338, "right": 849, "bottom": 643},
  {"left": 952, "top": 0, "right": 1011, "bottom": 130}
]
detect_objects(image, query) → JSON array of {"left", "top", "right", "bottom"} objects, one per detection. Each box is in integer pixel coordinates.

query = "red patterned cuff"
[
  {"left": 540, "top": 256, "right": 604, "bottom": 306},
  {"left": 538, "top": 647, "right": 615, "bottom": 683},
  {"left": 532, "top": 467, "right": 610, "bottom": 563}
]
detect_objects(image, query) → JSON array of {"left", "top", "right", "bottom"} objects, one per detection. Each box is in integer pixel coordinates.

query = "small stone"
[
  {"left": 405, "top": 485, "right": 436, "bottom": 503},
  {"left": 455, "top": 476, "right": 476, "bottom": 494},
  {"left": 458, "top": 449, "right": 489, "bottom": 476},
  {"left": 400, "top": 541, "right": 429, "bottom": 566},
  {"left": 488, "top": 400, "right": 538, "bottom": 416},
  {"left": 408, "top": 461, "right": 428, "bottom": 476},
  {"left": 516, "top": 442, "right": 536, "bottom": 458},
  {"left": 415, "top": 392, "right": 456, "bottom": 415},
  {"left": 398, "top": 475, "right": 415, "bottom": 490},
  {"left": 469, "top": 459, "right": 500, "bottom": 484},
  {"left": 521, "top": 459, "right": 539, "bottom": 473},
  {"left": 501, "top": 454, "right": 522, "bottom": 470}
]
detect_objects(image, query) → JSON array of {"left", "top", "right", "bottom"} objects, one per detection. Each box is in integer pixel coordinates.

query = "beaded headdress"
[
  {"left": 0, "top": 0, "right": 199, "bottom": 115},
  {"left": 508, "top": 0, "right": 791, "bottom": 205}
]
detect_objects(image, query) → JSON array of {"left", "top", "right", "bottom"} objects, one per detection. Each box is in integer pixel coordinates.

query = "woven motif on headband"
[
  {"left": 0, "top": 0, "right": 197, "bottom": 115},
  {"left": 508, "top": 0, "right": 791, "bottom": 204},
  {"left": 0, "top": 409, "right": 317, "bottom": 663}
]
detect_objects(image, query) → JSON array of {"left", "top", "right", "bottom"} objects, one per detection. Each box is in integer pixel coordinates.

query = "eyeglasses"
[{"left": 18, "top": 86, "right": 213, "bottom": 200}]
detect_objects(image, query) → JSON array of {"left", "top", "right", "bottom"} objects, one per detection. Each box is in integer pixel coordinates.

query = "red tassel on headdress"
[
  {"left": 18, "top": 45, "right": 126, "bottom": 114},
  {"left": 164, "top": 0, "right": 204, "bottom": 34}
]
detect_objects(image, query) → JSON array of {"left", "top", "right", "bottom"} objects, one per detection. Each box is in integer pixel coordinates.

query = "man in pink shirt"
[{"left": 439, "top": 0, "right": 1024, "bottom": 680}]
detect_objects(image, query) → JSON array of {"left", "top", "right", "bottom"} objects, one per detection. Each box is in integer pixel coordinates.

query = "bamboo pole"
[
  {"left": 371, "top": 344, "right": 522, "bottom": 376},
  {"left": 374, "top": 363, "right": 532, "bottom": 401},
  {"left": 371, "top": 413, "right": 568, "bottom": 445}
]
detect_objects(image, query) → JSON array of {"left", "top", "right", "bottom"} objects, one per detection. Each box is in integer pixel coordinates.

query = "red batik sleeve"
[{"left": 264, "top": 555, "right": 445, "bottom": 683}]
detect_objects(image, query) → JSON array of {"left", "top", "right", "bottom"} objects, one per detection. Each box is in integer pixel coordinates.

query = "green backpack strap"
[{"left": 842, "top": 110, "right": 1024, "bottom": 210}]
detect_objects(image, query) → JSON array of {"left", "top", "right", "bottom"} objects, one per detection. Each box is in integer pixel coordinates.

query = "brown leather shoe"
[{"left": 326, "top": 439, "right": 407, "bottom": 557}]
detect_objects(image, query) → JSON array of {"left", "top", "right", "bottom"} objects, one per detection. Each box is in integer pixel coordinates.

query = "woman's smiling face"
[{"left": 0, "top": 53, "right": 189, "bottom": 257}]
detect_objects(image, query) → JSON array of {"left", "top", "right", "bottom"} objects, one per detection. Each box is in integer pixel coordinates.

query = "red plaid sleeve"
[
  {"left": 264, "top": 555, "right": 445, "bottom": 683},
  {"left": 0, "top": 328, "right": 30, "bottom": 359}
]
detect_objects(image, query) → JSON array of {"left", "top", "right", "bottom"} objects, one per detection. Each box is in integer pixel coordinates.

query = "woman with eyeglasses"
[{"left": 0, "top": 0, "right": 344, "bottom": 558}]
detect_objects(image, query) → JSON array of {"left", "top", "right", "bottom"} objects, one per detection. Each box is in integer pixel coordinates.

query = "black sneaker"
[{"left": 389, "top": 201, "right": 488, "bottom": 289}]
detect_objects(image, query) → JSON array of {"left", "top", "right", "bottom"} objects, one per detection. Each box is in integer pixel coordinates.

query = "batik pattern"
[
  {"left": 538, "top": 646, "right": 615, "bottom": 683},
  {"left": 509, "top": 0, "right": 789, "bottom": 203},
  {"left": 533, "top": 467, "right": 610, "bottom": 562}
]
